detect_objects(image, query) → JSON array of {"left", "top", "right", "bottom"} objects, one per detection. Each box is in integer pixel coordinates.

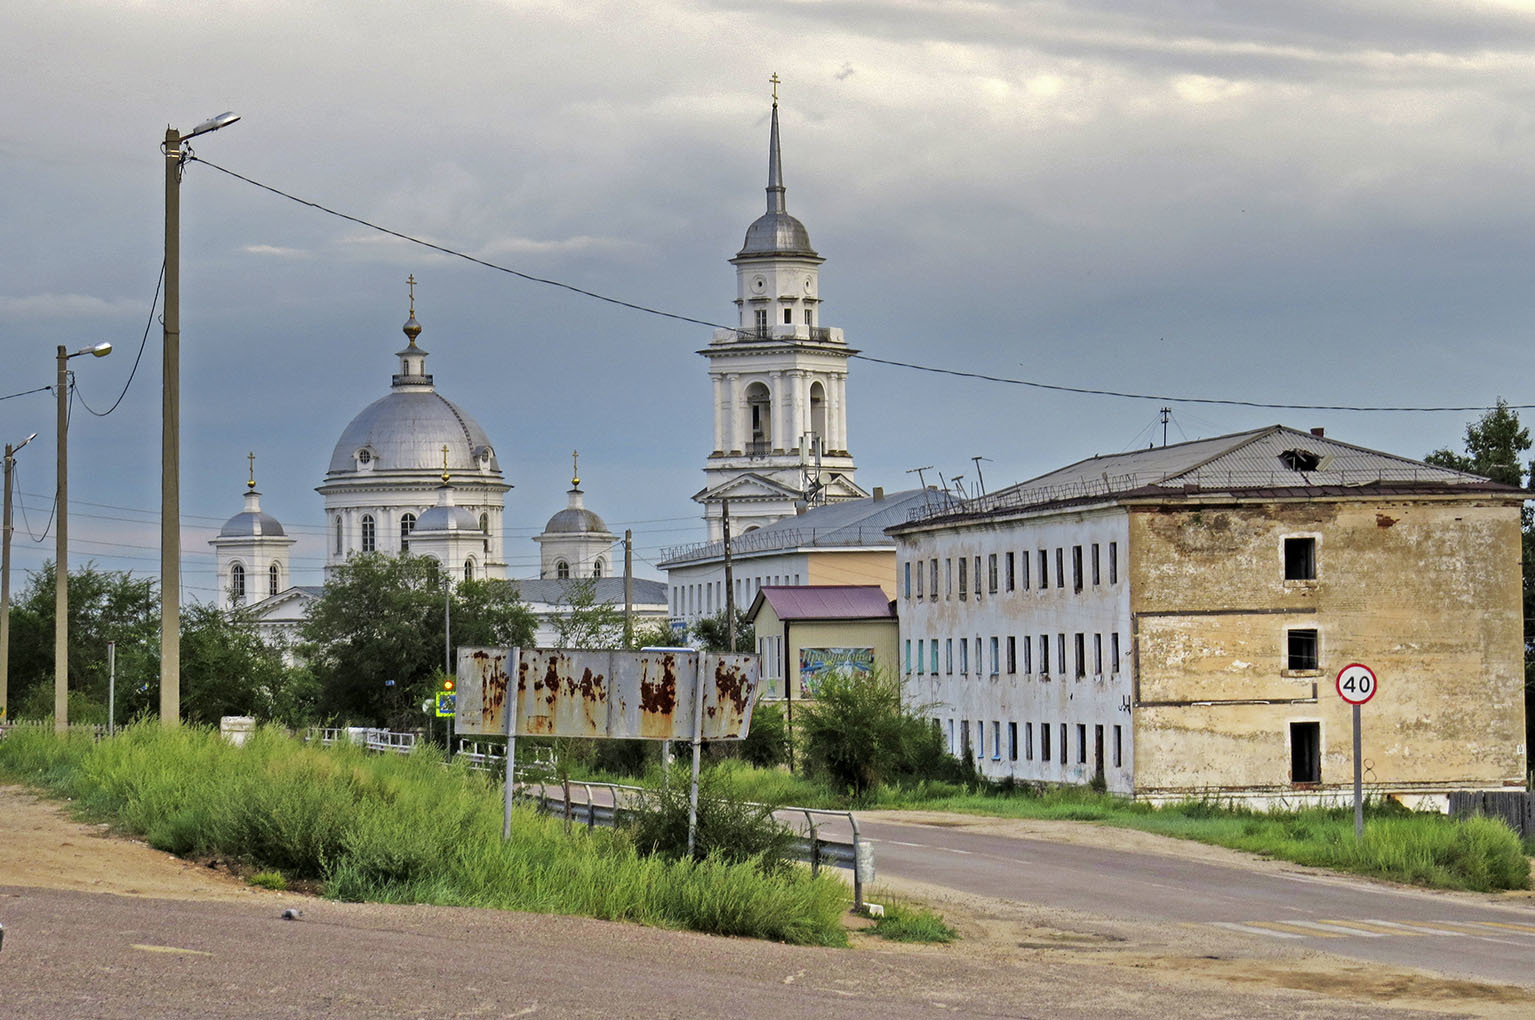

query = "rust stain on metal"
[
  {"left": 541, "top": 659, "right": 561, "bottom": 707},
  {"left": 638, "top": 654, "right": 680, "bottom": 740},
  {"left": 471, "top": 648, "right": 509, "bottom": 719},
  {"left": 517, "top": 658, "right": 529, "bottom": 693},
  {"left": 713, "top": 660, "right": 751, "bottom": 716}
]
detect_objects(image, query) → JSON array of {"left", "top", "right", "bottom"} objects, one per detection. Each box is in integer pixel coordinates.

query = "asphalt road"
[{"left": 845, "top": 817, "right": 1535, "bottom": 989}]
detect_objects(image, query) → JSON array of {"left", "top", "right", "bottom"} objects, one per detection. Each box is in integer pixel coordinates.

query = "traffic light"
[{"left": 442, "top": 678, "right": 455, "bottom": 692}]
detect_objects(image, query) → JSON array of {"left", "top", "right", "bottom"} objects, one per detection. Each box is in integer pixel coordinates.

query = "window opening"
[
  {"left": 230, "top": 563, "right": 245, "bottom": 604},
  {"left": 1288, "top": 629, "right": 1319, "bottom": 671},
  {"left": 1291, "top": 721, "right": 1321, "bottom": 783},
  {"left": 1284, "top": 537, "right": 1316, "bottom": 580},
  {"left": 1072, "top": 546, "right": 1083, "bottom": 592},
  {"left": 400, "top": 512, "right": 416, "bottom": 552},
  {"left": 269, "top": 563, "right": 279, "bottom": 597},
  {"left": 360, "top": 514, "right": 376, "bottom": 553}
]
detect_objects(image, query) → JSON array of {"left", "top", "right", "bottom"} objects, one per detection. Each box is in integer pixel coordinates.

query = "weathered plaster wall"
[
  {"left": 807, "top": 551, "right": 897, "bottom": 598},
  {"left": 1130, "top": 497, "right": 1526, "bottom": 795}
]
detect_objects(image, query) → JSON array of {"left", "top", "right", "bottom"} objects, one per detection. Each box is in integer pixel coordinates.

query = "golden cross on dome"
[
  {"left": 572, "top": 449, "right": 580, "bottom": 488},
  {"left": 407, "top": 274, "right": 417, "bottom": 314},
  {"left": 441, "top": 444, "right": 450, "bottom": 484},
  {"left": 247, "top": 451, "right": 256, "bottom": 490},
  {"left": 770, "top": 72, "right": 780, "bottom": 105}
]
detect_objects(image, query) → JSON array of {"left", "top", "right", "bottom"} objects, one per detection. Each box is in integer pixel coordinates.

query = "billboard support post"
[{"left": 686, "top": 653, "right": 707, "bottom": 858}]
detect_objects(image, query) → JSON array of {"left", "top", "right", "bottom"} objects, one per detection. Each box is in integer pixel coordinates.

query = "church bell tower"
[{"left": 694, "top": 76, "right": 864, "bottom": 541}]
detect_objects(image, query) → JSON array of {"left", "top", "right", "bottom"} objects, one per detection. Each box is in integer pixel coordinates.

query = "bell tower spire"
[{"left": 692, "top": 77, "right": 865, "bottom": 542}]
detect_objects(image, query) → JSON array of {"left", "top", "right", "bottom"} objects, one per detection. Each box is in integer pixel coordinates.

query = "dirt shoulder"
[{"left": 4, "top": 784, "right": 1530, "bottom": 1019}]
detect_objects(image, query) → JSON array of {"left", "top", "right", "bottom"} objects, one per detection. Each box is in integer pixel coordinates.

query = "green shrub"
[
  {"left": 797, "top": 669, "right": 957, "bottom": 798},
  {"left": 869, "top": 900, "right": 958, "bottom": 943},
  {"left": 249, "top": 871, "right": 286, "bottom": 890},
  {"left": 621, "top": 764, "right": 799, "bottom": 873}
]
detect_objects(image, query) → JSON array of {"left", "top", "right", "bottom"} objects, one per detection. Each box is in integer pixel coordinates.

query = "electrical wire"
[
  {"left": 0, "top": 385, "right": 51, "bottom": 404},
  {"left": 191, "top": 157, "right": 1526, "bottom": 417},
  {"left": 190, "top": 156, "right": 733, "bottom": 333},
  {"left": 75, "top": 261, "right": 164, "bottom": 417}
]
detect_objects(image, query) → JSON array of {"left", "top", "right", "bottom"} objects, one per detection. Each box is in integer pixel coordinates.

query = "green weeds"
[
  {"left": 0, "top": 723, "right": 848, "bottom": 946},
  {"left": 867, "top": 899, "right": 958, "bottom": 943}
]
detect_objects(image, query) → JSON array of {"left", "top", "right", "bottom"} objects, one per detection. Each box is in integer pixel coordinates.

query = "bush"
[
  {"left": 797, "top": 669, "right": 956, "bottom": 797},
  {"left": 621, "top": 764, "right": 799, "bottom": 873}
]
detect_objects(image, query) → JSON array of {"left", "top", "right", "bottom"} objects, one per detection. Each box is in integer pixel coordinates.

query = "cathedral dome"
[
  {"left": 415, "top": 502, "right": 480, "bottom": 532},
  {"left": 326, "top": 390, "right": 499, "bottom": 476}
]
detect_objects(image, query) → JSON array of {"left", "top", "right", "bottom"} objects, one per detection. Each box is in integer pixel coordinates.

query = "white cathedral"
[{"left": 209, "top": 84, "right": 860, "bottom": 644}]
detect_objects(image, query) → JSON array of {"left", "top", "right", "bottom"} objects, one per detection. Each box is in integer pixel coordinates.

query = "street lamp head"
[
  {"left": 16, "top": 433, "right": 38, "bottom": 451},
  {"left": 185, "top": 111, "right": 241, "bottom": 141},
  {"left": 88, "top": 343, "right": 112, "bottom": 358}
]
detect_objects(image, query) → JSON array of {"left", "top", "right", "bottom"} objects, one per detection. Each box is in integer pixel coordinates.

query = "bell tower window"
[
  {"left": 230, "top": 564, "right": 246, "bottom": 604},
  {"left": 361, "top": 514, "right": 376, "bottom": 553},
  {"left": 400, "top": 513, "right": 416, "bottom": 552},
  {"left": 269, "top": 563, "right": 279, "bottom": 597},
  {"left": 557, "top": 560, "right": 570, "bottom": 579},
  {"left": 753, "top": 308, "right": 768, "bottom": 335}
]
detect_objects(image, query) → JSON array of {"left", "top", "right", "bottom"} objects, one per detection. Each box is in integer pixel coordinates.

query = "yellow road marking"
[
  {"left": 130, "top": 944, "right": 212, "bottom": 956},
  {"left": 1318, "top": 919, "right": 1426, "bottom": 936},
  {"left": 1242, "top": 921, "right": 1345, "bottom": 938},
  {"left": 1466, "top": 921, "right": 1535, "bottom": 934}
]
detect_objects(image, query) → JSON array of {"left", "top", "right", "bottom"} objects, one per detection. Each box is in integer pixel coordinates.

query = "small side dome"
[
  {"left": 543, "top": 505, "right": 609, "bottom": 534},
  {"left": 415, "top": 505, "right": 481, "bottom": 533},
  {"left": 220, "top": 509, "right": 286, "bottom": 538}
]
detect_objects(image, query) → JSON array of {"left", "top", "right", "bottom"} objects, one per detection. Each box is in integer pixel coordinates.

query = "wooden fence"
[{"left": 1448, "top": 790, "right": 1534, "bottom": 839}]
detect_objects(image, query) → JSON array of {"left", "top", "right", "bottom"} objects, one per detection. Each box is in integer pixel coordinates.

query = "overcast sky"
[{"left": 4, "top": 0, "right": 1535, "bottom": 600}]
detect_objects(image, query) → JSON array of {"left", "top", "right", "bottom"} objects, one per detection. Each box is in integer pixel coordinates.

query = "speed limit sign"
[{"left": 1336, "top": 663, "right": 1378, "bottom": 705}]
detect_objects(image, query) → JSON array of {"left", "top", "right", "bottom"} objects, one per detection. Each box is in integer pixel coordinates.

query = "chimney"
[
  {"left": 1310, "top": 427, "right": 1325, "bottom": 438},
  {"left": 872, "top": 486, "right": 885, "bottom": 502}
]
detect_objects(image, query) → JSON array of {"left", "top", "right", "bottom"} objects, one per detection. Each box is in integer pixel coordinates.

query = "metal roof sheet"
[{"left": 753, "top": 585, "right": 894, "bottom": 621}]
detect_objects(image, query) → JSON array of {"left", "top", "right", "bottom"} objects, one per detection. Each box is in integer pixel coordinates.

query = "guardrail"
[
  {"left": 299, "top": 728, "right": 876, "bottom": 910},
  {"left": 528, "top": 780, "right": 873, "bottom": 911}
]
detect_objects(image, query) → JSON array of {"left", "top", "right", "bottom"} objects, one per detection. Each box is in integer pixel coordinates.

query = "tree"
[
  {"left": 299, "top": 553, "right": 534, "bottom": 726},
  {"left": 1428, "top": 399, "right": 1535, "bottom": 757},
  {"left": 551, "top": 577, "right": 624, "bottom": 649},
  {"left": 4, "top": 562, "right": 159, "bottom": 723},
  {"left": 180, "top": 603, "right": 316, "bottom": 727},
  {"left": 689, "top": 607, "right": 754, "bottom": 653},
  {"left": 796, "top": 667, "right": 955, "bottom": 798}
]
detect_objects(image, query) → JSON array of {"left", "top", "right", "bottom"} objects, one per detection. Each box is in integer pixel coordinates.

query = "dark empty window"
[
  {"left": 1009, "top": 722, "right": 1018, "bottom": 761},
  {"left": 958, "top": 558, "right": 968, "bottom": 600},
  {"left": 1041, "top": 722, "right": 1051, "bottom": 761},
  {"left": 1055, "top": 548, "right": 1065, "bottom": 588},
  {"left": 1109, "top": 542, "right": 1118, "bottom": 584},
  {"left": 1291, "top": 722, "right": 1321, "bottom": 783},
  {"left": 1072, "top": 546, "right": 1083, "bottom": 592},
  {"left": 1091, "top": 543, "right": 1101, "bottom": 585},
  {"left": 1285, "top": 537, "right": 1316, "bottom": 580},
  {"left": 1038, "top": 549, "right": 1048, "bottom": 588},
  {"left": 1287, "top": 629, "right": 1319, "bottom": 671},
  {"left": 988, "top": 553, "right": 999, "bottom": 593}
]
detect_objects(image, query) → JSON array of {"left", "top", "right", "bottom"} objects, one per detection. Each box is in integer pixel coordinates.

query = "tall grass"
[
  {"left": 0, "top": 724, "right": 848, "bottom": 945},
  {"left": 639, "top": 760, "right": 1531, "bottom": 893}
]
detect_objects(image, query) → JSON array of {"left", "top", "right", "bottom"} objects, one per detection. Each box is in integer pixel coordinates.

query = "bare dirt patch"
[{"left": 0, "top": 784, "right": 283, "bottom": 904}]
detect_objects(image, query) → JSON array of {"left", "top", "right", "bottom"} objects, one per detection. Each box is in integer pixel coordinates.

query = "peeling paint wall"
[{"left": 1130, "top": 497, "right": 1527, "bottom": 795}]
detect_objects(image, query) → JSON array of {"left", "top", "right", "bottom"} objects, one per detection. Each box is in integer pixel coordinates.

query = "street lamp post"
[
  {"left": 161, "top": 111, "right": 239, "bottom": 728},
  {"left": 55, "top": 342, "right": 112, "bottom": 733},
  {"left": 2, "top": 431, "right": 39, "bottom": 723}
]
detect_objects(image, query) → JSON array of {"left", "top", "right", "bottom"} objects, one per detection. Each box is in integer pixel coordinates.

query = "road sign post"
[{"left": 1335, "top": 663, "right": 1377, "bottom": 841}]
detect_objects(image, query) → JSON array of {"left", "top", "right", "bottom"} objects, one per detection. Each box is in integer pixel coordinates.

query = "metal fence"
[
  {"left": 1449, "top": 790, "right": 1534, "bottom": 839},
  {"left": 0, "top": 719, "right": 110, "bottom": 742}
]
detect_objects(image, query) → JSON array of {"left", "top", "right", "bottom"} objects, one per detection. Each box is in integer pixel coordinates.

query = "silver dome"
[
  {"left": 327, "top": 391, "right": 500, "bottom": 476},
  {"left": 543, "top": 506, "right": 610, "bottom": 535},
  {"left": 415, "top": 504, "right": 481, "bottom": 532},
  {"left": 219, "top": 510, "right": 286, "bottom": 537},
  {"left": 739, "top": 211, "right": 815, "bottom": 257}
]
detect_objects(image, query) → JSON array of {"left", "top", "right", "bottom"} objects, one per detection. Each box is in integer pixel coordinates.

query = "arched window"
[
  {"left": 361, "top": 514, "right": 376, "bottom": 553},
  {"left": 810, "top": 380, "right": 826, "bottom": 449},
  {"left": 556, "top": 560, "right": 570, "bottom": 579},
  {"left": 479, "top": 512, "right": 489, "bottom": 533},
  {"left": 230, "top": 563, "right": 246, "bottom": 604},
  {"left": 400, "top": 512, "right": 416, "bottom": 552},
  {"left": 592, "top": 559, "right": 604, "bottom": 578},
  {"left": 268, "top": 563, "right": 279, "bottom": 597},
  {"left": 745, "top": 381, "right": 772, "bottom": 455},
  {"left": 334, "top": 516, "right": 343, "bottom": 555},
  {"left": 464, "top": 559, "right": 475, "bottom": 582}
]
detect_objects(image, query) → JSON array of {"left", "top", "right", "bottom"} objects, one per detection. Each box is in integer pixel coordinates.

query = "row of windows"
[
  {"left": 672, "top": 572, "right": 802, "bottom": 618},
  {"left": 906, "top": 632, "right": 1122, "bottom": 678},
  {"left": 947, "top": 718, "right": 1124, "bottom": 770},
  {"left": 228, "top": 562, "right": 282, "bottom": 604},
  {"left": 553, "top": 559, "right": 605, "bottom": 579},
  {"left": 903, "top": 543, "right": 1120, "bottom": 602},
  {"left": 335, "top": 511, "right": 491, "bottom": 555}
]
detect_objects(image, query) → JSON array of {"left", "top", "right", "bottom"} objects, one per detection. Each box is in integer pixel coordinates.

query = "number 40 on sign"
[{"left": 1336, "top": 663, "right": 1378, "bottom": 706}]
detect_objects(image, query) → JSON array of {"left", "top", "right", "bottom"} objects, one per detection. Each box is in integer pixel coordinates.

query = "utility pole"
[
  {"left": 1, "top": 434, "right": 37, "bottom": 722},
  {"left": 623, "top": 529, "right": 634, "bottom": 649},
  {"left": 722, "top": 498, "right": 736, "bottom": 653},
  {"left": 1160, "top": 407, "right": 1171, "bottom": 448}
]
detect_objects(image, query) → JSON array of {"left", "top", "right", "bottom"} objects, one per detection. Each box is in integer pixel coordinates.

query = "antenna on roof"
[
  {"left": 970, "top": 455, "right": 991, "bottom": 497},
  {"left": 907, "top": 465, "right": 934, "bottom": 507}
]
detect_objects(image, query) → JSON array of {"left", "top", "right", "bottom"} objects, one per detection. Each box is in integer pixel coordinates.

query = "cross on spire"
[
  {"left": 441, "top": 444, "right": 450, "bottom": 484},
  {"left": 407, "top": 274, "right": 417, "bottom": 314},
  {"left": 770, "top": 72, "right": 780, "bottom": 106},
  {"left": 572, "top": 449, "right": 580, "bottom": 489},
  {"left": 247, "top": 451, "right": 256, "bottom": 490}
]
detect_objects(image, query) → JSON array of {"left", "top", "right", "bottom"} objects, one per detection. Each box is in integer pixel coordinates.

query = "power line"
[
  {"left": 75, "top": 261, "right": 165, "bottom": 418},
  {"left": 0, "top": 385, "right": 51, "bottom": 403},
  {"left": 191, "top": 157, "right": 733, "bottom": 333},
  {"left": 192, "top": 156, "right": 1523, "bottom": 416},
  {"left": 850, "top": 354, "right": 1535, "bottom": 414}
]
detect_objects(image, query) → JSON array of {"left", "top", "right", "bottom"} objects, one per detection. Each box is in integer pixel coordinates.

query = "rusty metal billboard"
[{"left": 455, "top": 647, "right": 758, "bottom": 741}]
